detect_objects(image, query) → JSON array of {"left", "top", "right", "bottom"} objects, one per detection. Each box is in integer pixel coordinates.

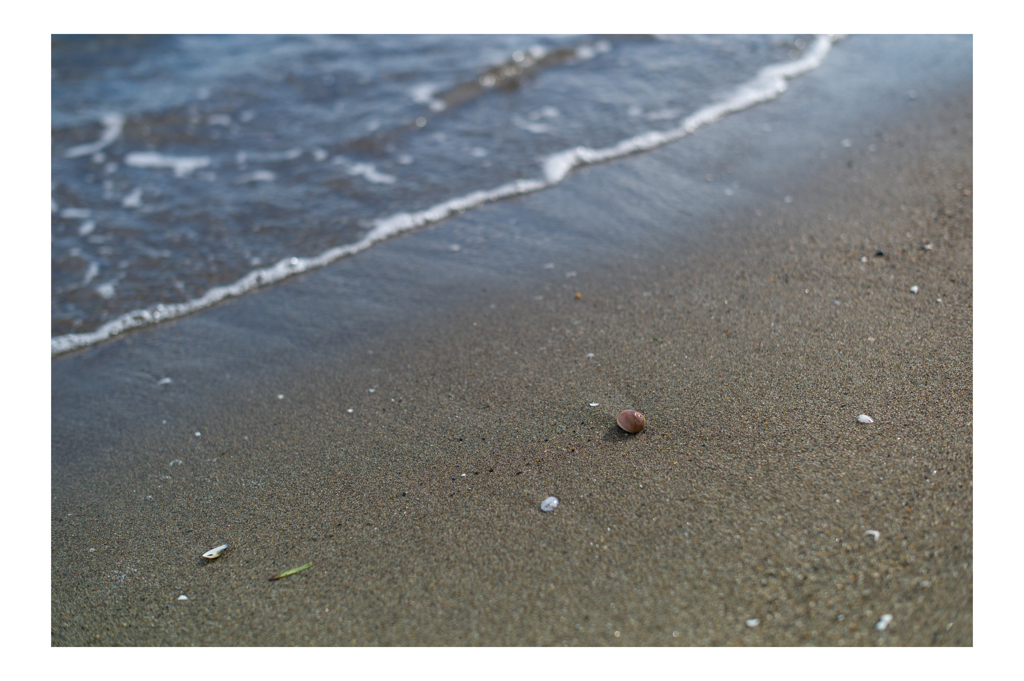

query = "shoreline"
[{"left": 52, "top": 36, "right": 972, "bottom": 646}]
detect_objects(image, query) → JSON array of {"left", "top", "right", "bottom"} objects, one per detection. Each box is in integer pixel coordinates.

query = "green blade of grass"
[{"left": 269, "top": 562, "right": 312, "bottom": 581}]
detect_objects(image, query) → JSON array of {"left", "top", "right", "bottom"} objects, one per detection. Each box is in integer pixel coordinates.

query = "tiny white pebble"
[
  {"left": 860, "top": 256, "right": 867, "bottom": 263},
  {"left": 746, "top": 618, "right": 760, "bottom": 628},
  {"left": 857, "top": 414, "right": 874, "bottom": 424},
  {"left": 368, "top": 388, "right": 375, "bottom": 393},
  {"left": 195, "top": 431, "right": 201, "bottom": 437},
  {"left": 277, "top": 394, "right": 284, "bottom": 399},
  {"left": 347, "top": 408, "right": 354, "bottom": 413},
  {"left": 876, "top": 613, "right": 893, "bottom": 631},
  {"left": 178, "top": 595, "right": 188, "bottom": 601},
  {"left": 450, "top": 244, "right": 461, "bottom": 251},
  {"left": 910, "top": 285, "right": 919, "bottom": 294},
  {"left": 585, "top": 353, "right": 595, "bottom": 359},
  {"left": 461, "top": 473, "right": 466, "bottom": 477},
  {"left": 540, "top": 496, "right": 559, "bottom": 512}
]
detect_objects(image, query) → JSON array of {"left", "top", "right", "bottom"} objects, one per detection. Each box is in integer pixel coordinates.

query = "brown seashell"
[{"left": 616, "top": 409, "right": 646, "bottom": 433}]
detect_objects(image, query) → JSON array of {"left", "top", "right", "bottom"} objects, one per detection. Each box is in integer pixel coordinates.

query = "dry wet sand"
[{"left": 52, "top": 36, "right": 972, "bottom": 647}]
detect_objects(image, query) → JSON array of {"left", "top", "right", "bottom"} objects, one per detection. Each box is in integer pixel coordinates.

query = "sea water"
[{"left": 51, "top": 34, "right": 836, "bottom": 355}]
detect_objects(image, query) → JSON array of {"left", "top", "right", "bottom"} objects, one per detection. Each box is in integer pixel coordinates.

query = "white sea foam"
[
  {"left": 122, "top": 187, "right": 144, "bottom": 208},
  {"left": 61, "top": 208, "right": 92, "bottom": 219},
  {"left": 332, "top": 156, "right": 396, "bottom": 184},
  {"left": 82, "top": 262, "right": 100, "bottom": 285},
  {"left": 65, "top": 113, "right": 126, "bottom": 158},
  {"left": 51, "top": 36, "right": 839, "bottom": 356},
  {"left": 237, "top": 170, "right": 276, "bottom": 183},
  {"left": 125, "top": 152, "right": 212, "bottom": 177},
  {"left": 410, "top": 83, "right": 446, "bottom": 112},
  {"left": 543, "top": 35, "right": 837, "bottom": 183},
  {"left": 95, "top": 281, "right": 117, "bottom": 299}
]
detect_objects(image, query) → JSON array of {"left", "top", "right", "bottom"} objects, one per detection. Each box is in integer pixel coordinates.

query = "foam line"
[
  {"left": 52, "top": 36, "right": 838, "bottom": 356},
  {"left": 64, "top": 113, "right": 126, "bottom": 158}
]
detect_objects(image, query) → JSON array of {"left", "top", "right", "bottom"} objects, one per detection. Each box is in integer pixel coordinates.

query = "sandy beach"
[{"left": 51, "top": 36, "right": 972, "bottom": 647}]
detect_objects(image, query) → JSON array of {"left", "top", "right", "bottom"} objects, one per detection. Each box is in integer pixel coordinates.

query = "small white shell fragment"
[
  {"left": 857, "top": 414, "right": 874, "bottom": 424},
  {"left": 157, "top": 377, "right": 173, "bottom": 386},
  {"left": 865, "top": 530, "right": 880, "bottom": 541},
  {"left": 277, "top": 394, "right": 284, "bottom": 399},
  {"left": 540, "top": 496, "right": 559, "bottom": 512},
  {"left": 347, "top": 408, "right": 354, "bottom": 413},
  {"left": 203, "top": 543, "right": 229, "bottom": 560},
  {"left": 589, "top": 402, "right": 599, "bottom": 407},
  {"left": 585, "top": 353, "right": 595, "bottom": 359},
  {"left": 910, "top": 285, "right": 919, "bottom": 294},
  {"left": 746, "top": 618, "right": 760, "bottom": 628},
  {"left": 177, "top": 595, "right": 188, "bottom": 601},
  {"left": 860, "top": 256, "right": 867, "bottom": 263},
  {"left": 875, "top": 613, "right": 893, "bottom": 631}
]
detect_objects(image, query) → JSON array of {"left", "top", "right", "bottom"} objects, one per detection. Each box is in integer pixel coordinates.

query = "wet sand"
[{"left": 51, "top": 36, "right": 972, "bottom": 647}]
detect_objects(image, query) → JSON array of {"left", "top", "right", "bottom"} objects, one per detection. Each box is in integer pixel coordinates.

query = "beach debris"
[
  {"left": 157, "top": 377, "right": 173, "bottom": 386},
  {"left": 269, "top": 562, "right": 312, "bottom": 581},
  {"left": 616, "top": 409, "right": 647, "bottom": 434},
  {"left": 745, "top": 618, "right": 760, "bottom": 628},
  {"left": 589, "top": 402, "right": 600, "bottom": 407},
  {"left": 177, "top": 595, "right": 188, "bottom": 601},
  {"left": 922, "top": 242, "right": 933, "bottom": 250},
  {"left": 856, "top": 414, "right": 874, "bottom": 424},
  {"left": 203, "top": 544, "right": 229, "bottom": 560},
  {"left": 864, "top": 530, "right": 880, "bottom": 541},
  {"left": 910, "top": 285, "right": 919, "bottom": 294},
  {"left": 585, "top": 353, "right": 595, "bottom": 359},
  {"left": 540, "top": 496, "right": 559, "bottom": 512},
  {"left": 875, "top": 613, "right": 893, "bottom": 631}
]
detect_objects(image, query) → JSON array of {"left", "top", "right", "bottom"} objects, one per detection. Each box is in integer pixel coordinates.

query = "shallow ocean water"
[{"left": 51, "top": 34, "right": 821, "bottom": 351}]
